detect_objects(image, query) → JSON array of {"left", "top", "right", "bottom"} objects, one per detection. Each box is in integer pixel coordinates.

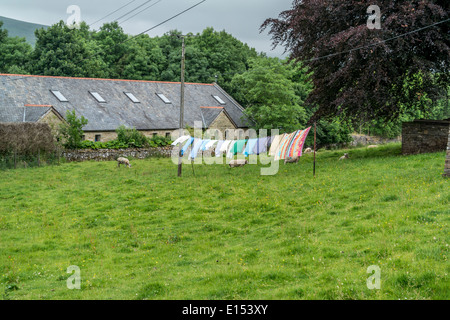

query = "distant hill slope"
[{"left": 0, "top": 16, "right": 48, "bottom": 46}]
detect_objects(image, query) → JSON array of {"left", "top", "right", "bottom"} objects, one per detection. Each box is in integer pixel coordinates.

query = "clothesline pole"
[
  {"left": 313, "top": 122, "right": 317, "bottom": 178},
  {"left": 178, "top": 36, "right": 186, "bottom": 178}
]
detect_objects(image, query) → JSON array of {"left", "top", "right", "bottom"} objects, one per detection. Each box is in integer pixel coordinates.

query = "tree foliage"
[
  {"left": 231, "top": 57, "right": 310, "bottom": 133},
  {"left": 0, "top": 21, "right": 32, "bottom": 74},
  {"left": 261, "top": 0, "right": 449, "bottom": 122},
  {"left": 59, "top": 110, "right": 88, "bottom": 149}
]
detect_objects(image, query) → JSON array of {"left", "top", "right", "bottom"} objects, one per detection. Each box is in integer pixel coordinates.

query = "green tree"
[
  {"left": 59, "top": 110, "right": 88, "bottom": 149},
  {"left": 29, "top": 21, "right": 107, "bottom": 77},
  {"left": 0, "top": 22, "right": 32, "bottom": 74},
  {"left": 231, "top": 57, "right": 309, "bottom": 133}
]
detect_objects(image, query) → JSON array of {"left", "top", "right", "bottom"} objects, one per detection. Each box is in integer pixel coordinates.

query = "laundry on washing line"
[
  {"left": 177, "top": 127, "right": 311, "bottom": 161},
  {"left": 171, "top": 135, "right": 191, "bottom": 146}
]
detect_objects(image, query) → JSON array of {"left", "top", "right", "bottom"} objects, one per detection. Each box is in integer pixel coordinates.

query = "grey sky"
[{"left": 0, "top": 0, "right": 293, "bottom": 57}]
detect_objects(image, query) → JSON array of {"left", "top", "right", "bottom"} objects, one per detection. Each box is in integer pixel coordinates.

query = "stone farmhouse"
[{"left": 0, "top": 73, "right": 251, "bottom": 141}]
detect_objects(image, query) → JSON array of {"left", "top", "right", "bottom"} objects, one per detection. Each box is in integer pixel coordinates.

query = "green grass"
[{"left": 0, "top": 143, "right": 449, "bottom": 300}]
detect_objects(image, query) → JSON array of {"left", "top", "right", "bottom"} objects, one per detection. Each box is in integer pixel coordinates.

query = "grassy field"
[{"left": 0, "top": 143, "right": 449, "bottom": 300}]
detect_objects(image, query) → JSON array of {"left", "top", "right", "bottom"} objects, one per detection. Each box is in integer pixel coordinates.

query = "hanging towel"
[
  {"left": 269, "top": 134, "right": 285, "bottom": 157},
  {"left": 244, "top": 139, "right": 258, "bottom": 156},
  {"left": 289, "top": 127, "right": 312, "bottom": 158},
  {"left": 215, "top": 140, "right": 225, "bottom": 157},
  {"left": 204, "top": 140, "right": 218, "bottom": 150},
  {"left": 252, "top": 137, "right": 269, "bottom": 155},
  {"left": 181, "top": 137, "right": 194, "bottom": 156},
  {"left": 232, "top": 139, "right": 247, "bottom": 155},
  {"left": 220, "top": 140, "right": 232, "bottom": 153},
  {"left": 276, "top": 131, "right": 297, "bottom": 161},
  {"left": 189, "top": 138, "right": 203, "bottom": 160},
  {"left": 227, "top": 141, "right": 237, "bottom": 158},
  {"left": 200, "top": 139, "right": 211, "bottom": 151},
  {"left": 171, "top": 135, "right": 190, "bottom": 146}
]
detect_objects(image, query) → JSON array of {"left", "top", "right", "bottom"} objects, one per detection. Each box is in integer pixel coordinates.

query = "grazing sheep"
[
  {"left": 284, "top": 156, "right": 299, "bottom": 164},
  {"left": 117, "top": 157, "right": 132, "bottom": 168},
  {"left": 339, "top": 153, "right": 349, "bottom": 161},
  {"left": 229, "top": 159, "right": 248, "bottom": 168},
  {"left": 304, "top": 147, "right": 312, "bottom": 153},
  {"left": 367, "top": 145, "right": 378, "bottom": 149}
]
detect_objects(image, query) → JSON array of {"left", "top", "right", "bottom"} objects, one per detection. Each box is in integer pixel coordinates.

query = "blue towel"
[
  {"left": 200, "top": 139, "right": 211, "bottom": 151},
  {"left": 190, "top": 138, "right": 203, "bottom": 160},
  {"left": 181, "top": 137, "right": 194, "bottom": 156},
  {"left": 244, "top": 139, "right": 258, "bottom": 156}
]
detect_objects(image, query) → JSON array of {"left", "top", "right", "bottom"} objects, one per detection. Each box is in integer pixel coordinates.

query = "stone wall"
[
  {"left": 402, "top": 120, "right": 450, "bottom": 155},
  {"left": 350, "top": 134, "right": 401, "bottom": 147},
  {"left": 444, "top": 127, "right": 450, "bottom": 177},
  {"left": 62, "top": 146, "right": 175, "bottom": 162}
]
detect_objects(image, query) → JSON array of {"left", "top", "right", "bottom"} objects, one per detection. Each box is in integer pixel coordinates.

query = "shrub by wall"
[{"left": 0, "top": 123, "right": 56, "bottom": 154}]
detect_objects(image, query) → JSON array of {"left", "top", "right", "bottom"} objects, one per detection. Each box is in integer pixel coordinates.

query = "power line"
[
  {"left": 1, "top": 0, "right": 208, "bottom": 85},
  {"left": 89, "top": 0, "right": 138, "bottom": 27},
  {"left": 123, "top": 0, "right": 207, "bottom": 44},
  {"left": 115, "top": 0, "right": 155, "bottom": 23},
  {"left": 119, "top": 0, "right": 163, "bottom": 25}
]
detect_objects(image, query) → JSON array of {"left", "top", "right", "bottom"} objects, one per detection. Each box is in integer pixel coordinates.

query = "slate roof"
[
  {"left": 199, "top": 107, "right": 232, "bottom": 128},
  {"left": 0, "top": 105, "right": 56, "bottom": 123},
  {"left": 0, "top": 74, "right": 251, "bottom": 131}
]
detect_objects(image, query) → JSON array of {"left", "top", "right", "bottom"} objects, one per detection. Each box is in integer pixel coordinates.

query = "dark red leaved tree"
[{"left": 261, "top": 0, "right": 449, "bottom": 122}]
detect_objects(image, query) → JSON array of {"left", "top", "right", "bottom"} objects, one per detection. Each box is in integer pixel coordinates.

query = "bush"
[
  {"left": 0, "top": 123, "right": 56, "bottom": 154},
  {"left": 116, "top": 125, "right": 149, "bottom": 148},
  {"left": 304, "top": 119, "right": 352, "bottom": 149},
  {"left": 148, "top": 136, "right": 172, "bottom": 148}
]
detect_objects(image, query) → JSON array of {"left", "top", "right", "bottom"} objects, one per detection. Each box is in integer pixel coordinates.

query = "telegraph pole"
[{"left": 178, "top": 35, "right": 186, "bottom": 177}]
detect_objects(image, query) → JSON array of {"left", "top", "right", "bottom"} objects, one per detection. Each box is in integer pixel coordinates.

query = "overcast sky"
[{"left": 0, "top": 0, "right": 294, "bottom": 57}]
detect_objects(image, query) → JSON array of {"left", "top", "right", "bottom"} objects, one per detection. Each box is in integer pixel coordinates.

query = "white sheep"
[
  {"left": 229, "top": 159, "right": 248, "bottom": 168},
  {"left": 284, "top": 156, "right": 299, "bottom": 164},
  {"left": 117, "top": 157, "right": 132, "bottom": 168},
  {"left": 339, "top": 153, "right": 349, "bottom": 161},
  {"left": 367, "top": 145, "right": 378, "bottom": 149},
  {"left": 304, "top": 147, "right": 312, "bottom": 153}
]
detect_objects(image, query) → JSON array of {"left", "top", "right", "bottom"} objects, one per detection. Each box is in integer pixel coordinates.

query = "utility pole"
[
  {"left": 178, "top": 35, "right": 186, "bottom": 177},
  {"left": 313, "top": 121, "right": 317, "bottom": 178}
]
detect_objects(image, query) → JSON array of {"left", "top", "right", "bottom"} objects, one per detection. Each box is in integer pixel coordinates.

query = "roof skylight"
[
  {"left": 90, "top": 91, "right": 106, "bottom": 103},
  {"left": 156, "top": 93, "right": 171, "bottom": 104},
  {"left": 213, "top": 95, "right": 226, "bottom": 105},
  {"left": 50, "top": 90, "right": 68, "bottom": 102},
  {"left": 124, "top": 92, "right": 140, "bottom": 103}
]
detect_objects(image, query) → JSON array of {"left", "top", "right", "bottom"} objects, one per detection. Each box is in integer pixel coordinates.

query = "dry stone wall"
[
  {"left": 402, "top": 120, "right": 450, "bottom": 155},
  {"left": 444, "top": 127, "right": 450, "bottom": 178},
  {"left": 63, "top": 146, "right": 175, "bottom": 162}
]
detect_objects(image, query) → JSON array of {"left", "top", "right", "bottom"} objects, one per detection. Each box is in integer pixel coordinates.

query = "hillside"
[{"left": 0, "top": 16, "right": 48, "bottom": 46}]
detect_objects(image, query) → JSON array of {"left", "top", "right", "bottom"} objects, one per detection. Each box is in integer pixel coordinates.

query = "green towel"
[{"left": 233, "top": 139, "right": 247, "bottom": 155}]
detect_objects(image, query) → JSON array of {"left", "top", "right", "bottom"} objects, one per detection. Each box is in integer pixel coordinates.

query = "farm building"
[
  {"left": 0, "top": 73, "right": 251, "bottom": 142},
  {"left": 402, "top": 119, "right": 450, "bottom": 155}
]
